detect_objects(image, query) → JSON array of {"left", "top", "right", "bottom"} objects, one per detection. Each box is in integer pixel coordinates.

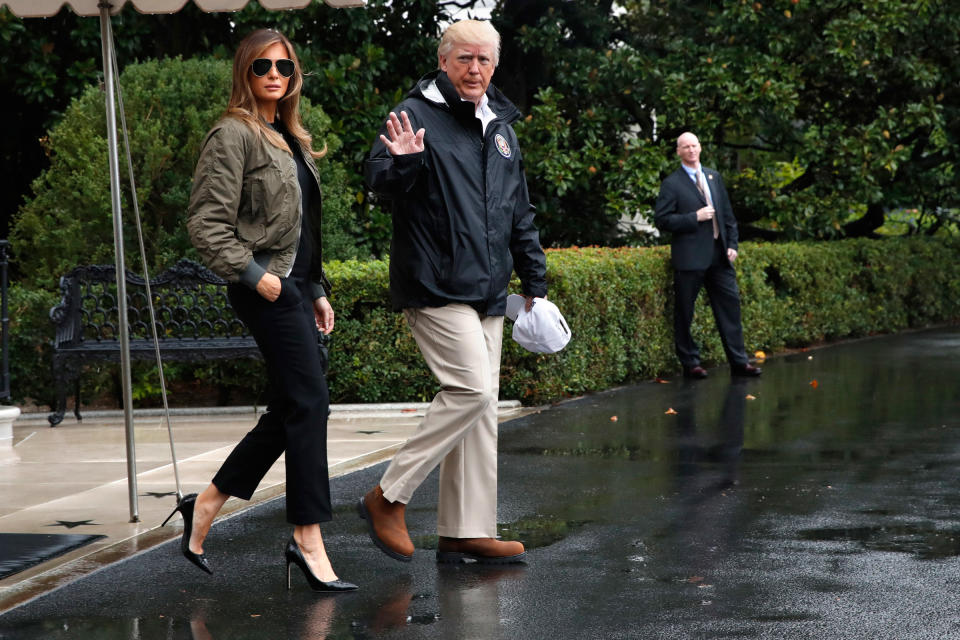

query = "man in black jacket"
[
  {"left": 358, "top": 20, "right": 547, "bottom": 565},
  {"left": 654, "top": 132, "right": 761, "bottom": 379}
]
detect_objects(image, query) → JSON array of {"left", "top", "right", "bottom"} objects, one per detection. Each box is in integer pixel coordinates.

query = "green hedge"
[
  {"left": 9, "top": 57, "right": 361, "bottom": 293},
  {"left": 326, "top": 237, "right": 960, "bottom": 404},
  {"left": 8, "top": 237, "right": 960, "bottom": 408}
]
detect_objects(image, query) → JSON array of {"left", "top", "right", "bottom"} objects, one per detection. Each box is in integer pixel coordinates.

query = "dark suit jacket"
[{"left": 654, "top": 166, "right": 739, "bottom": 270}]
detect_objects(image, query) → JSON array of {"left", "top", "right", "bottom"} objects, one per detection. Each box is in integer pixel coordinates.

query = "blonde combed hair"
[
  {"left": 226, "top": 29, "right": 326, "bottom": 159},
  {"left": 437, "top": 19, "right": 501, "bottom": 67}
]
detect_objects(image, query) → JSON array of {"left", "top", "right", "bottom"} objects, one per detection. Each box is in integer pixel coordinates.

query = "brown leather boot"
[
  {"left": 436, "top": 537, "right": 526, "bottom": 564},
  {"left": 357, "top": 486, "right": 414, "bottom": 562}
]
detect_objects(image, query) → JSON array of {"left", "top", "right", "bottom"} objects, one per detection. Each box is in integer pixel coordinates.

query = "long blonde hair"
[{"left": 226, "top": 29, "right": 326, "bottom": 159}]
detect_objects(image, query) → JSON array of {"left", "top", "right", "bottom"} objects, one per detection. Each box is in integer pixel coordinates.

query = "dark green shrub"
[
  {"left": 9, "top": 56, "right": 360, "bottom": 292},
  {"left": 7, "top": 285, "right": 58, "bottom": 406},
  {"left": 8, "top": 237, "right": 959, "bottom": 408},
  {"left": 324, "top": 237, "right": 960, "bottom": 405},
  {"left": 324, "top": 259, "right": 430, "bottom": 403}
]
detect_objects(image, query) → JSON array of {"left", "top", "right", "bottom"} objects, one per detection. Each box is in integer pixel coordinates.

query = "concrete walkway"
[{"left": 0, "top": 401, "right": 532, "bottom": 613}]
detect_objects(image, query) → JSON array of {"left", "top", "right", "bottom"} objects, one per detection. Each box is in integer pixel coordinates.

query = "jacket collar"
[
  {"left": 436, "top": 71, "right": 480, "bottom": 122},
  {"left": 676, "top": 165, "right": 708, "bottom": 204},
  {"left": 409, "top": 69, "right": 522, "bottom": 125},
  {"left": 266, "top": 117, "right": 322, "bottom": 191}
]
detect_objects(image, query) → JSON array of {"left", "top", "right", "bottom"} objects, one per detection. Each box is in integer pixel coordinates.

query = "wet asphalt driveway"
[{"left": 2, "top": 327, "right": 960, "bottom": 639}]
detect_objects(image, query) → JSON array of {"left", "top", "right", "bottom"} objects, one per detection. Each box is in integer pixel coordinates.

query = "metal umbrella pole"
[
  {"left": 3, "top": 0, "right": 369, "bottom": 527},
  {"left": 109, "top": 36, "right": 182, "bottom": 502},
  {"left": 99, "top": 0, "right": 139, "bottom": 523}
]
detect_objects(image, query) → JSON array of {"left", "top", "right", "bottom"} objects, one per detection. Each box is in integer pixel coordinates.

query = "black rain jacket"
[{"left": 365, "top": 70, "right": 547, "bottom": 315}]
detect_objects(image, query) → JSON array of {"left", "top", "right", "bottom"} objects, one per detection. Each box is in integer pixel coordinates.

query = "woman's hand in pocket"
[{"left": 256, "top": 272, "right": 282, "bottom": 302}]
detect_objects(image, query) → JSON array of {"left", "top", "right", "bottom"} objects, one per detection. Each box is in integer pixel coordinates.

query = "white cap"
[{"left": 504, "top": 294, "right": 571, "bottom": 354}]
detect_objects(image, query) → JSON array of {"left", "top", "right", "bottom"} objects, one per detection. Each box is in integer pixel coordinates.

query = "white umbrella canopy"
[
  {"left": 1, "top": 0, "right": 364, "bottom": 17},
  {"left": 2, "top": 0, "right": 366, "bottom": 522}
]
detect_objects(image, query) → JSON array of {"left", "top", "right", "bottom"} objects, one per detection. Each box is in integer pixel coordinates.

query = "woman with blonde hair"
[{"left": 165, "top": 28, "right": 355, "bottom": 593}]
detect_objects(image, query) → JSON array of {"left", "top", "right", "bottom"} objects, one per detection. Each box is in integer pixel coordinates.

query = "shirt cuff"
[{"left": 239, "top": 260, "right": 268, "bottom": 290}]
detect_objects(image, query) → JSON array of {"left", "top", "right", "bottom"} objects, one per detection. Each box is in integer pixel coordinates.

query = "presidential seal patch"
[{"left": 494, "top": 133, "right": 512, "bottom": 158}]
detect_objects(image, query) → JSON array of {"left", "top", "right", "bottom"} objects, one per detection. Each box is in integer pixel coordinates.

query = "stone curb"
[{"left": 13, "top": 400, "right": 524, "bottom": 424}]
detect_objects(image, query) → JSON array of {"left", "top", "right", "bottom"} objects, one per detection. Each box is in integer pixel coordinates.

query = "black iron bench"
[{"left": 47, "top": 259, "right": 259, "bottom": 426}]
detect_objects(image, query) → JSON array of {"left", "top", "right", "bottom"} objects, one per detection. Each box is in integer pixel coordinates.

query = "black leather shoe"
[
  {"left": 683, "top": 365, "right": 708, "bottom": 379},
  {"left": 285, "top": 538, "right": 358, "bottom": 593},
  {"left": 731, "top": 363, "right": 762, "bottom": 377},
  {"left": 161, "top": 493, "right": 212, "bottom": 575}
]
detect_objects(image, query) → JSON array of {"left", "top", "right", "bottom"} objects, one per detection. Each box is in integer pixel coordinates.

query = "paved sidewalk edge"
[
  {"left": 0, "top": 441, "right": 404, "bottom": 616},
  {"left": 0, "top": 404, "right": 539, "bottom": 615},
  {"left": 13, "top": 400, "right": 524, "bottom": 424}
]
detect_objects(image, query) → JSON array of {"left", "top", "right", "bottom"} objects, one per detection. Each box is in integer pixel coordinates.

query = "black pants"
[
  {"left": 213, "top": 278, "right": 331, "bottom": 525},
  {"left": 672, "top": 240, "right": 749, "bottom": 369}
]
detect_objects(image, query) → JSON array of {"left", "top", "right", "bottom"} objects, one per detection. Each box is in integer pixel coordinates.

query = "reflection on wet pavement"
[
  {"left": 412, "top": 515, "right": 592, "bottom": 552},
  {"left": 797, "top": 524, "right": 960, "bottom": 560},
  {"left": 3, "top": 327, "right": 960, "bottom": 638}
]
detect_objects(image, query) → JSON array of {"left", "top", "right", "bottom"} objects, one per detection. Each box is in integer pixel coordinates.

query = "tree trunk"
[{"left": 842, "top": 203, "right": 885, "bottom": 238}]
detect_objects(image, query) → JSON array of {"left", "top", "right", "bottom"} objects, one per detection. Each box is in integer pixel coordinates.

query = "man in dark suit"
[{"left": 654, "top": 132, "right": 761, "bottom": 379}]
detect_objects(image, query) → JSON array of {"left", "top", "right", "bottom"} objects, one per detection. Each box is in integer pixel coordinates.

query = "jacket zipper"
[
  {"left": 480, "top": 121, "right": 494, "bottom": 303},
  {"left": 284, "top": 152, "right": 301, "bottom": 278}
]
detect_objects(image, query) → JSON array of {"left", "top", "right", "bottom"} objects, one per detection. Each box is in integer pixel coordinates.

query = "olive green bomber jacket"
[{"left": 187, "top": 116, "right": 330, "bottom": 300}]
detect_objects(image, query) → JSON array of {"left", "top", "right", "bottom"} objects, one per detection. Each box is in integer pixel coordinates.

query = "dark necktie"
[{"left": 697, "top": 169, "right": 719, "bottom": 239}]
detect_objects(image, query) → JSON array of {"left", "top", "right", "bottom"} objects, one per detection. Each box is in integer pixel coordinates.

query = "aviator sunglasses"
[{"left": 251, "top": 58, "right": 295, "bottom": 78}]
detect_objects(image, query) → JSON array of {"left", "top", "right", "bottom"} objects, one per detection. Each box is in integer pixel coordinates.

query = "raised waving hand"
[{"left": 380, "top": 111, "right": 425, "bottom": 156}]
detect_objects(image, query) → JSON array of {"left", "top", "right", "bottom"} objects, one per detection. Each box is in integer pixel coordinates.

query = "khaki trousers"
[{"left": 380, "top": 304, "right": 503, "bottom": 538}]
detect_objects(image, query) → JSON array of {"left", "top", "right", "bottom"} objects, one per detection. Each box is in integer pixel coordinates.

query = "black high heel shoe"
[
  {"left": 285, "top": 538, "right": 357, "bottom": 592},
  {"left": 161, "top": 493, "right": 213, "bottom": 575}
]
